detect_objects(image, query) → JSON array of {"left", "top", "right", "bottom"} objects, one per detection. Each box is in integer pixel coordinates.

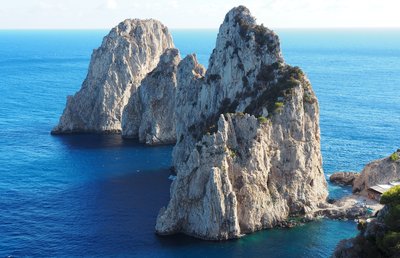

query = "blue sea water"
[{"left": 0, "top": 28, "right": 399, "bottom": 257}]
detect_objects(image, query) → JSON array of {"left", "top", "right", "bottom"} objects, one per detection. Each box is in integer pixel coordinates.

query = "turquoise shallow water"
[{"left": 0, "top": 29, "right": 399, "bottom": 257}]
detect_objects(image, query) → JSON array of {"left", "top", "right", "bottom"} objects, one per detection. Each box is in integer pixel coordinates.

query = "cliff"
[
  {"left": 52, "top": 19, "right": 174, "bottom": 134},
  {"left": 121, "top": 48, "right": 180, "bottom": 144},
  {"left": 353, "top": 150, "right": 400, "bottom": 196},
  {"left": 155, "top": 6, "right": 328, "bottom": 240}
]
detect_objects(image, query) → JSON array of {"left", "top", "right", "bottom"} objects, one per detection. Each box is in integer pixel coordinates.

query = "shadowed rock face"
[
  {"left": 353, "top": 151, "right": 400, "bottom": 196},
  {"left": 121, "top": 48, "right": 181, "bottom": 145},
  {"left": 155, "top": 6, "right": 328, "bottom": 240},
  {"left": 52, "top": 19, "right": 174, "bottom": 134}
]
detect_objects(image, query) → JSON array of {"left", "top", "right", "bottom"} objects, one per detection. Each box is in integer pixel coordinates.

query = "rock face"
[
  {"left": 52, "top": 19, "right": 174, "bottom": 134},
  {"left": 330, "top": 172, "right": 359, "bottom": 186},
  {"left": 353, "top": 151, "right": 400, "bottom": 196},
  {"left": 155, "top": 6, "right": 328, "bottom": 240},
  {"left": 121, "top": 48, "right": 180, "bottom": 144}
]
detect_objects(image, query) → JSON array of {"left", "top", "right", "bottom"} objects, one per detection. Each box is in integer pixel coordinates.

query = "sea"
[{"left": 0, "top": 28, "right": 399, "bottom": 257}]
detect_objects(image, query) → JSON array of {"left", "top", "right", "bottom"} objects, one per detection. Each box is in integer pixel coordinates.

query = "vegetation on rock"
[
  {"left": 257, "top": 116, "right": 269, "bottom": 124},
  {"left": 274, "top": 102, "right": 284, "bottom": 109},
  {"left": 244, "top": 64, "right": 306, "bottom": 116},
  {"left": 381, "top": 185, "right": 400, "bottom": 205},
  {"left": 390, "top": 152, "right": 399, "bottom": 162}
]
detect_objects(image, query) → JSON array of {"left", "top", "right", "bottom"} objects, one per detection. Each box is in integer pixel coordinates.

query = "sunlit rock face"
[
  {"left": 156, "top": 6, "right": 328, "bottom": 240},
  {"left": 52, "top": 19, "right": 174, "bottom": 134}
]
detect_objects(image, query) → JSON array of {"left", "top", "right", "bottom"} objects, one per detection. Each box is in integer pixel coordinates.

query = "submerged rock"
[
  {"left": 121, "top": 48, "right": 180, "bottom": 144},
  {"left": 330, "top": 172, "right": 359, "bottom": 186},
  {"left": 156, "top": 6, "right": 328, "bottom": 240},
  {"left": 52, "top": 19, "right": 174, "bottom": 134},
  {"left": 353, "top": 150, "right": 400, "bottom": 196}
]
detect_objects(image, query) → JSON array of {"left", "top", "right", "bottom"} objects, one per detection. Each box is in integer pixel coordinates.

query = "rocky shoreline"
[
  {"left": 332, "top": 152, "right": 400, "bottom": 257},
  {"left": 329, "top": 172, "right": 359, "bottom": 186}
]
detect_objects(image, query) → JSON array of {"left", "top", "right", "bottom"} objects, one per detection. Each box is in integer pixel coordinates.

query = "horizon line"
[{"left": 0, "top": 26, "right": 400, "bottom": 31}]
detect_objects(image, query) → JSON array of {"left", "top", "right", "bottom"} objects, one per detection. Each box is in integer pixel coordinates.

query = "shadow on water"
[{"left": 51, "top": 133, "right": 174, "bottom": 150}]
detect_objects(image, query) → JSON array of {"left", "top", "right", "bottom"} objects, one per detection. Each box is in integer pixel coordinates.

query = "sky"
[{"left": 0, "top": 0, "right": 399, "bottom": 29}]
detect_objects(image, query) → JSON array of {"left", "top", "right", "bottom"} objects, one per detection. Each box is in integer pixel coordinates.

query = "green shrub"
[
  {"left": 390, "top": 152, "right": 399, "bottom": 162},
  {"left": 381, "top": 185, "right": 400, "bottom": 205},
  {"left": 274, "top": 102, "right": 284, "bottom": 109},
  {"left": 257, "top": 116, "right": 268, "bottom": 124},
  {"left": 229, "top": 149, "right": 236, "bottom": 158},
  {"left": 303, "top": 92, "right": 314, "bottom": 103}
]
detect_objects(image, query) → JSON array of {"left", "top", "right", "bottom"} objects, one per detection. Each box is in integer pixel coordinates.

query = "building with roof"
[{"left": 367, "top": 181, "right": 400, "bottom": 201}]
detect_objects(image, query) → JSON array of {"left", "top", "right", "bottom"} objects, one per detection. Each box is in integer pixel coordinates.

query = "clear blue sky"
[{"left": 1, "top": 0, "right": 399, "bottom": 29}]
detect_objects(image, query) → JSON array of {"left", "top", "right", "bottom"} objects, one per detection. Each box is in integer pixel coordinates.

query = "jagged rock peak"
[
  {"left": 121, "top": 48, "right": 181, "bottom": 144},
  {"left": 207, "top": 5, "right": 282, "bottom": 75},
  {"left": 52, "top": 19, "right": 174, "bottom": 134}
]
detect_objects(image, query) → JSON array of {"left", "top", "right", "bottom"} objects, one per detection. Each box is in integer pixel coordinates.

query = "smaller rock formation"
[
  {"left": 52, "top": 19, "right": 174, "bottom": 134},
  {"left": 121, "top": 48, "right": 180, "bottom": 144},
  {"left": 353, "top": 150, "right": 400, "bottom": 196},
  {"left": 330, "top": 172, "right": 359, "bottom": 186}
]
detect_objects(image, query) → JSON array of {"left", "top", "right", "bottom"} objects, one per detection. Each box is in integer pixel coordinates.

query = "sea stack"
[
  {"left": 52, "top": 19, "right": 174, "bottom": 134},
  {"left": 155, "top": 6, "right": 328, "bottom": 240}
]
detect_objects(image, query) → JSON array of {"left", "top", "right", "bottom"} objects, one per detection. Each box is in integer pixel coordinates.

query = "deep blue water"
[{"left": 0, "top": 29, "right": 399, "bottom": 257}]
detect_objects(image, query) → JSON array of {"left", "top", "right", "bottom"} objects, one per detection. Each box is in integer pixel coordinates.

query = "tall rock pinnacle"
[
  {"left": 155, "top": 6, "right": 328, "bottom": 240},
  {"left": 52, "top": 19, "right": 174, "bottom": 134}
]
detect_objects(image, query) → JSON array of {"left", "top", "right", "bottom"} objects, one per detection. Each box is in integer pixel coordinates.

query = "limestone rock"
[
  {"left": 121, "top": 48, "right": 180, "bottom": 144},
  {"left": 353, "top": 150, "right": 400, "bottom": 196},
  {"left": 52, "top": 19, "right": 174, "bottom": 134},
  {"left": 330, "top": 172, "right": 359, "bottom": 186},
  {"left": 156, "top": 6, "right": 328, "bottom": 240}
]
